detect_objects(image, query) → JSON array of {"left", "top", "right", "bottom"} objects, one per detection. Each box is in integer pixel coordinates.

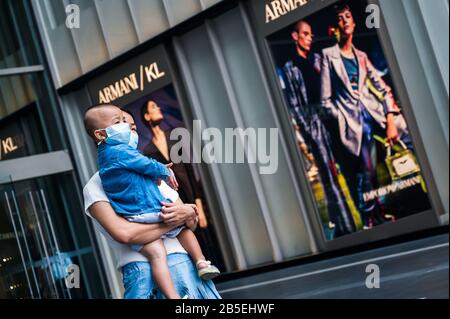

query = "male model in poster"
[
  {"left": 278, "top": 19, "right": 356, "bottom": 236},
  {"left": 320, "top": 3, "right": 412, "bottom": 228}
]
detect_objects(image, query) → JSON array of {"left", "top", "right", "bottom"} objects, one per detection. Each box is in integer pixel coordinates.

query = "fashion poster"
[{"left": 268, "top": 0, "right": 432, "bottom": 240}]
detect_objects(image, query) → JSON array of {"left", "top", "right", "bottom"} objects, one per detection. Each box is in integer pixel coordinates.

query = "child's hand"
[
  {"left": 165, "top": 163, "right": 179, "bottom": 191},
  {"left": 166, "top": 175, "right": 178, "bottom": 190}
]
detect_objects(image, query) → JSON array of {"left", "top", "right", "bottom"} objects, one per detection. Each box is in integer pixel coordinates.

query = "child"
[{"left": 88, "top": 105, "right": 220, "bottom": 299}]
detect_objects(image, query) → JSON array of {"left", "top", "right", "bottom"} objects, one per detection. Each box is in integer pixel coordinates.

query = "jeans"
[
  {"left": 309, "top": 116, "right": 356, "bottom": 236},
  {"left": 122, "top": 253, "right": 221, "bottom": 299},
  {"left": 357, "top": 109, "right": 378, "bottom": 218}
]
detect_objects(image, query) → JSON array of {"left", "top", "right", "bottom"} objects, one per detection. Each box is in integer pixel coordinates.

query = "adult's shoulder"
[
  {"left": 354, "top": 47, "right": 369, "bottom": 60},
  {"left": 322, "top": 44, "right": 339, "bottom": 57},
  {"left": 83, "top": 172, "right": 101, "bottom": 194},
  {"left": 83, "top": 172, "right": 109, "bottom": 215}
]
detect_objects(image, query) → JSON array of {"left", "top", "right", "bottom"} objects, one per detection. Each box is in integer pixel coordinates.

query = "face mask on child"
[
  {"left": 97, "top": 123, "right": 135, "bottom": 147},
  {"left": 99, "top": 123, "right": 140, "bottom": 149}
]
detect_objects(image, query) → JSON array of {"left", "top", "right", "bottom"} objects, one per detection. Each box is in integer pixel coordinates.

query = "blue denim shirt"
[{"left": 98, "top": 142, "right": 171, "bottom": 216}]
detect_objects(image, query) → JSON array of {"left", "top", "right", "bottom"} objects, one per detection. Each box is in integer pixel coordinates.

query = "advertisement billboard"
[{"left": 262, "top": 0, "right": 432, "bottom": 239}]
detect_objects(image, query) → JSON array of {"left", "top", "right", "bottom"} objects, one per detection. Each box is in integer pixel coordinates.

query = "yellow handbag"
[{"left": 385, "top": 140, "right": 421, "bottom": 181}]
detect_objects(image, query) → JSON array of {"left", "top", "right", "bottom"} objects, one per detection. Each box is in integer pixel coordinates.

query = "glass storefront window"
[
  {"left": 0, "top": 0, "right": 40, "bottom": 68},
  {"left": 0, "top": 74, "right": 37, "bottom": 121},
  {"left": 0, "top": 70, "right": 70, "bottom": 153},
  {"left": 0, "top": 171, "right": 106, "bottom": 298},
  {"left": 0, "top": 0, "right": 108, "bottom": 299},
  {"left": 0, "top": 106, "right": 47, "bottom": 161}
]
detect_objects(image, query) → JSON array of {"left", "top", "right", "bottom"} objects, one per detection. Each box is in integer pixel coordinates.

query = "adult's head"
[
  {"left": 122, "top": 109, "right": 138, "bottom": 134},
  {"left": 334, "top": 3, "right": 356, "bottom": 40},
  {"left": 84, "top": 104, "right": 125, "bottom": 145},
  {"left": 291, "top": 20, "right": 313, "bottom": 58},
  {"left": 141, "top": 100, "right": 164, "bottom": 127}
]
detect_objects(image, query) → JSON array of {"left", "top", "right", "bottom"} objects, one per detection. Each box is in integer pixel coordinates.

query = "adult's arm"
[
  {"left": 161, "top": 199, "right": 199, "bottom": 232},
  {"left": 89, "top": 201, "right": 178, "bottom": 245},
  {"left": 363, "top": 54, "right": 400, "bottom": 143},
  {"left": 364, "top": 54, "right": 399, "bottom": 115},
  {"left": 320, "top": 52, "right": 339, "bottom": 119}
]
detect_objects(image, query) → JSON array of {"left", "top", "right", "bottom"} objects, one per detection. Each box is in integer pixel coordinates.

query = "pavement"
[{"left": 216, "top": 233, "right": 449, "bottom": 299}]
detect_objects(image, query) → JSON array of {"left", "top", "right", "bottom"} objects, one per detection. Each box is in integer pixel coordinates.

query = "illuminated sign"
[
  {"left": 98, "top": 62, "right": 166, "bottom": 104},
  {"left": 88, "top": 45, "right": 172, "bottom": 107},
  {"left": 265, "top": 0, "right": 309, "bottom": 23},
  {"left": 0, "top": 135, "right": 24, "bottom": 161}
]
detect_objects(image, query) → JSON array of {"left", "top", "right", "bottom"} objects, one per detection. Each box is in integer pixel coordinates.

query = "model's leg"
[
  {"left": 140, "top": 239, "right": 180, "bottom": 299},
  {"left": 358, "top": 110, "right": 381, "bottom": 228}
]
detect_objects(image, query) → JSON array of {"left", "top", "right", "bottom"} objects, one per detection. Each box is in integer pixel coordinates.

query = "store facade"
[
  {"left": 0, "top": 0, "right": 108, "bottom": 298},
  {"left": 24, "top": 0, "right": 449, "bottom": 298}
]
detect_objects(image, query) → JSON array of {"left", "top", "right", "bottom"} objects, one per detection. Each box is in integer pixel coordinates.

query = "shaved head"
[
  {"left": 84, "top": 104, "right": 123, "bottom": 141},
  {"left": 292, "top": 20, "right": 313, "bottom": 58},
  {"left": 294, "top": 20, "right": 310, "bottom": 33}
]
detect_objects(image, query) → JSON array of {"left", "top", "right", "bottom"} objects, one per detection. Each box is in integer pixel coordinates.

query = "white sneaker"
[{"left": 196, "top": 260, "right": 220, "bottom": 281}]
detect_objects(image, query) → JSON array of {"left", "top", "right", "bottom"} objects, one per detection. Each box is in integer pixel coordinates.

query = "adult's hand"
[
  {"left": 160, "top": 202, "right": 198, "bottom": 226},
  {"left": 386, "top": 113, "right": 399, "bottom": 145}
]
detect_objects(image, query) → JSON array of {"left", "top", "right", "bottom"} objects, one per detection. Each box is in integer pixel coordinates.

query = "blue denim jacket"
[{"left": 98, "top": 143, "right": 171, "bottom": 216}]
